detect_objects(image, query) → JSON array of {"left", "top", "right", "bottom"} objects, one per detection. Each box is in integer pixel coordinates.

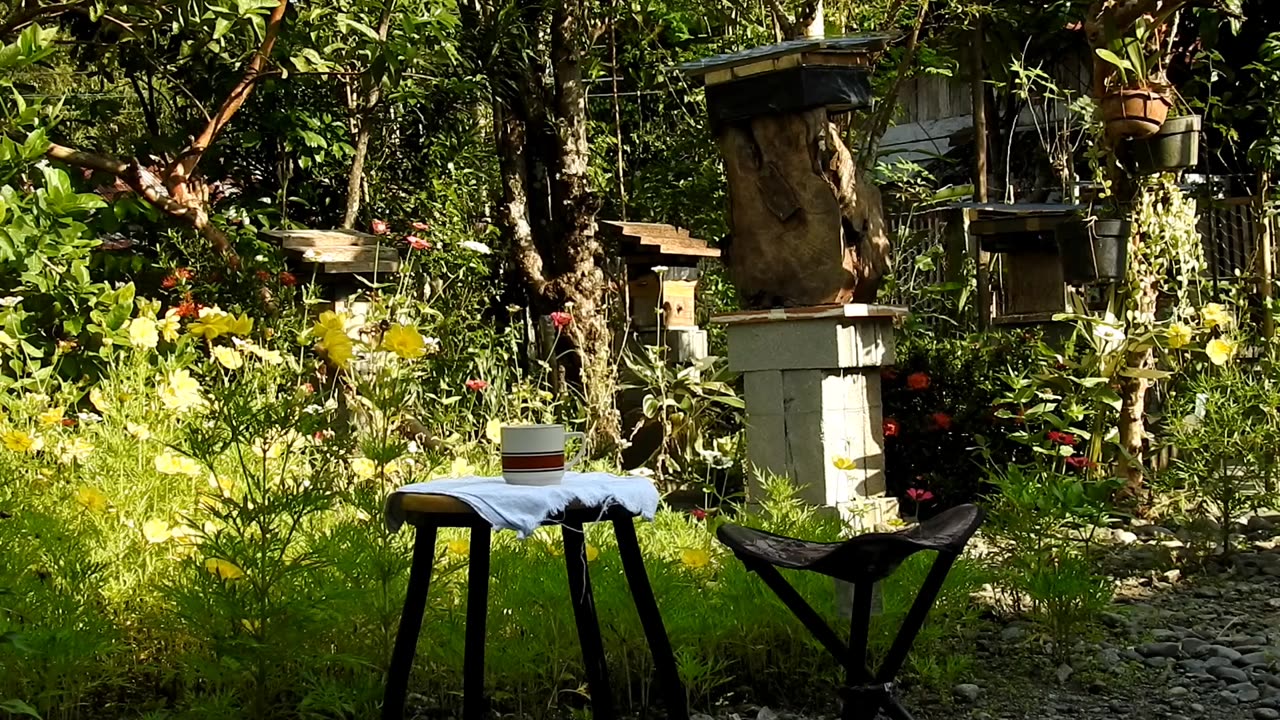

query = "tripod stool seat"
[
  {"left": 717, "top": 504, "right": 984, "bottom": 583},
  {"left": 716, "top": 504, "right": 985, "bottom": 720}
]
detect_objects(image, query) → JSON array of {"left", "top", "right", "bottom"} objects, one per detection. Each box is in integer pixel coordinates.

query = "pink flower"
[
  {"left": 300, "top": 383, "right": 315, "bottom": 394},
  {"left": 691, "top": 509, "right": 707, "bottom": 521},
  {"left": 405, "top": 235, "right": 430, "bottom": 251},
  {"left": 907, "top": 372, "right": 931, "bottom": 391},
  {"left": 1047, "top": 430, "right": 1077, "bottom": 446},
  {"left": 929, "top": 412, "right": 952, "bottom": 431},
  {"left": 279, "top": 271, "right": 297, "bottom": 287},
  {"left": 906, "top": 488, "right": 934, "bottom": 503},
  {"left": 550, "top": 311, "right": 572, "bottom": 330},
  {"left": 371, "top": 219, "right": 389, "bottom": 235},
  {"left": 1065, "top": 455, "right": 1097, "bottom": 471},
  {"left": 465, "top": 378, "right": 489, "bottom": 392},
  {"left": 411, "top": 221, "right": 430, "bottom": 231}
]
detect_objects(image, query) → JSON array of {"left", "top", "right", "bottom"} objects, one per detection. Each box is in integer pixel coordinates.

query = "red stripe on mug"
[{"left": 502, "top": 452, "right": 565, "bottom": 471}]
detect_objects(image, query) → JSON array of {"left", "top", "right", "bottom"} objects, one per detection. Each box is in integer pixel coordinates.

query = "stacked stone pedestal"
[{"left": 715, "top": 304, "right": 906, "bottom": 529}]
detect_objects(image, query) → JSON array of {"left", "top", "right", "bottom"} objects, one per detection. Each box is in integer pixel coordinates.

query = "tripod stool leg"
[{"left": 383, "top": 524, "right": 438, "bottom": 720}]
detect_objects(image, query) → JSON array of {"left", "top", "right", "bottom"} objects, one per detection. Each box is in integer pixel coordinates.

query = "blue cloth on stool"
[{"left": 384, "top": 472, "right": 660, "bottom": 538}]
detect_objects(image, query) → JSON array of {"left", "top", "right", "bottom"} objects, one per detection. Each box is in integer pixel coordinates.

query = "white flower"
[
  {"left": 76, "top": 412, "right": 102, "bottom": 424},
  {"left": 651, "top": 265, "right": 669, "bottom": 274},
  {"left": 423, "top": 336, "right": 441, "bottom": 353},
  {"left": 0, "top": 296, "right": 21, "bottom": 307},
  {"left": 460, "top": 240, "right": 492, "bottom": 255}
]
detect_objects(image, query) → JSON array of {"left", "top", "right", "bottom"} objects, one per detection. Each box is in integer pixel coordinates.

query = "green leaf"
[
  {"left": 0, "top": 699, "right": 42, "bottom": 718},
  {"left": 1120, "top": 367, "right": 1171, "bottom": 380},
  {"left": 1095, "top": 48, "right": 1133, "bottom": 73}
]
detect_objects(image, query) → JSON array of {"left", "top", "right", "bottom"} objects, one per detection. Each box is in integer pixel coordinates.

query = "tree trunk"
[
  {"left": 342, "top": 0, "right": 396, "bottom": 229},
  {"left": 1117, "top": 347, "right": 1153, "bottom": 499}
]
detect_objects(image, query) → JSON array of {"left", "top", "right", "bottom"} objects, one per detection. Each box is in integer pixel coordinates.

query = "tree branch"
[
  {"left": 1, "top": 1, "right": 85, "bottom": 38},
  {"left": 861, "top": 0, "right": 928, "bottom": 163},
  {"left": 171, "top": 0, "right": 290, "bottom": 184}
]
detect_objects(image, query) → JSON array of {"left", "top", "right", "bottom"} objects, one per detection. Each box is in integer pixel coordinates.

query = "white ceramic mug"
[{"left": 500, "top": 424, "right": 585, "bottom": 486}]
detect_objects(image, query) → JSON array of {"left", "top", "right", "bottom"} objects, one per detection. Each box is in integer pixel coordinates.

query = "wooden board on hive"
[{"left": 261, "top": 228, "right": 401, "bottom": 274}]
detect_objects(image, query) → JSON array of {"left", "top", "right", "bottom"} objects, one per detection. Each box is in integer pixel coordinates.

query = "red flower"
[
  {"left": 255, "top": 270, "right": 271, "bottom": 282},
  {"left": 906, "top": 487, "right": 934, "bottom": 503},
  {"left": 1065, "top": 455, "right": 1097, "bottom": 471},
  {"left": 883, "top": 418, "right": 900, "bottom": 438},
  {"left": 300, "top": 383, "right": 315, "bottom": 394},
  {"left": 691, "top": 509, "right": 708, "bottom": 521},
  {"left": 313, "top": 430, "right": 333, "bottom": 442},
  {"left": 550, "top": 311, "right": 572, "bottom": 330},
  {"left": 175, "top": 297, "right": 202, "bottom": 318},
  {"left": 161, "top": 275, "right": 177, "bottom": 289},
  {"left": 371, "top": 219, "right": 389, "bottom": 235},
  {"left": 465, "top": 378, "right": 489, "bottom": 392},
  {"left": 881, "top": 368, "right": 899, "bottom": 382},
  {"left": 61, "top": 418, "right": 77, "bottom": 427},
  {"left": 279, "top": 271, "right": 297, "bottom": 287},
  {"left": 411, "top": 221, "right": 430, "bottom": 231},
  {"left": 929, "top": 412, "right": 952, "bottom": 431},
  {"left": 405, "top": 235, "right": 430, "bottom": 251},
  {"left": 1047, "top": 430, "right": 1077, "bottom": 446},
  {"left": 176, "top": 268, "right": 194, "bottom": 282},
  {"left": 906, "top": 372, "right": 931, "bottom": 391}
]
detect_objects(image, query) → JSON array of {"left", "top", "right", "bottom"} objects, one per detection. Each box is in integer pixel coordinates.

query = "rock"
[
  {"left": 1140, "top": 641, "right": 1183, "bottom": 658},
  {"left": 1193, "top": 587, "right": 1222, "bottom": 598},
  {"left": 1146, "top": 657, "right": 1172, "bottom": 669},
  {"left": 1256, "top": 710, "right": 1280, "bottom": 720},
  {"left": 1182, "top": 638, "right": 1211, "bottom": 657},
  {"left": 954, "top": 684, "right": 981, "bottom": 703},
  {"left": 1056, "top": 663, "right": 1074, "bottom": 683},
  {"left": 691, "top": 715, "right": 715, "bottom": 720},
  {"left": 1207, "top": 657, "right": 1236, "bottom": 669},
  {"left": 1177, "top": 659, "right": 1207, "bottom": 674},
  {"left": 1211, "top": 665, "right": 1251, "bottom": 683},
  {"left": 1213, "top": 646, "right": 1245, "bottom": 662},
  {"left": 1097, "top": 648, "right": 1123, "bottom": 669},
  {"left": 1241, "top": 652, "right": 1273, "bottom": 667},
  {"left": 1249, "top": 516, "right": 1276, "bottom": 532},
  {"left": 1168, "top": 686, "right": 1190, "bottom": 697},
  {"left": 756, "top": 709, "right": 779, "bottom": 720},
  {"left": 1000, "top": 625, "right": 1026, "bottom": 642},
  {"left": 1231, "top": 683, "right": 1262, "bottom": 703},
  {"left": 1115, "top": 529, "right": 1139, "bottom": 544},
  {"left": 1153, "top": 628, "right": 1183, "bottom": 642},
  {"left": 1102, "top": 611, "right": 1128, "bottom": 628},
  {"left": 1122, "top": 648, "right": 1145, "bottom": 663}
]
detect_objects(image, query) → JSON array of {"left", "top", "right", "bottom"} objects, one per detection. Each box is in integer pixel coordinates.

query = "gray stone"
[
  {"left": 1146, "top": 657, "right": 1172, "bottom": 669},
  {"left": 1255, "top": 710, "right": 1280, "bottom": 720},
  {"left": 1231, "top": 683, "right": 1262, "bottom": 703},
  {"left": 756, "top": 709, "right": 779, "bottom": 720},
  {"left": 1213, "top": 646, "right": 1245, "bottom": 662},
  {"left": 1207, "top": 657, "right": 1236, "bottom": 669},
  {"left": 1178, "top": 659, "right": 1207, "bottom": 674},
  {"left": 1000, "top": 625, "right": 1026, "bottom": 642},
  {"left": 1219, "top": 690, "right": 1242, "bottom": 705},
  {"left": 1190, "top": 704, "right": 1206, "bottom": 713},
  {"left": 1102, "top": 612, "right": 1128, "bottom": 628},
  {"left": 954, "top": 684, "right": 981, "bottom": 703},
  {"left": 1241, "top": 652, "right": 1273, "bottom": 667},
  {"left": 1123, "top": 648, "right": 1145, "bottom": 663},
  {"left": 1181, "top": 637, "right": 1211, "bottom": 657},
  {"left": 1168, "top": 686, "right": 1190, "bottom": 697},
  {"left": 1114, "top": 530, "right": 1139, "bottom": 544},
  {"left": 1056, "top": 663, "right": 1073, "bottom": 683},
  {"left": 1153, "top": 628, "right": 1183, "bottom": 642},
  {"left": 1212, "top": 665, "right": 1251, "bottom": 683},
  {"left": 1098, "top": 648, "right": 1123, "bottom": 669},
  {"left": 1140, "top": 641, "right": 1183, "bottom": 658}
]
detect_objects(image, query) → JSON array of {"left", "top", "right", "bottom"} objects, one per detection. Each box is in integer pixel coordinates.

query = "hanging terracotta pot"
[{"left": 1101, "top": 88, "right": 1172, "bottom": 139}]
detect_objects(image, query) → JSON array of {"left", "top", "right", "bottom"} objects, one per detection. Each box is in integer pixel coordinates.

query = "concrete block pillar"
[{"left": 714, "top": 304, "right": 907, "bottom": 527}]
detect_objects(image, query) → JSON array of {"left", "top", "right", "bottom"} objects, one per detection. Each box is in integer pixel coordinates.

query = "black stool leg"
[
  {"left": 383, "top": 524, "right": 438, "bottom": 720},
  {"left": 562, "top": 522, "right": 616, "bottom": 719},
  {"left": 611, "top": 510, "right": 689, "bottom": 720},
  {"left": 463, "top": 526, "right": 491, "bottom": 720}
]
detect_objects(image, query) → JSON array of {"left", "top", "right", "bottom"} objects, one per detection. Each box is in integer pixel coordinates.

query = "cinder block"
[
  {"left": 726, "top": 317, "right": 897, "bottom": 372},
  {"left": 743, "top": 370, "right": 786, "bottom": 416}
]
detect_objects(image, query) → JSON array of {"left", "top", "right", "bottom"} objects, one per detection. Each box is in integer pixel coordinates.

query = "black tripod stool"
[{"left": 716, "top": 504, "right": 984, "bottom": 720}]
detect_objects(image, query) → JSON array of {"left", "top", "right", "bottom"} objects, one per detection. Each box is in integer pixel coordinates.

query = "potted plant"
[
  {"left": 1095, "top": 17, "right": 1173, "bottom": 139},
  {"left": 1120, "top": 114, "right": 1202, "bottom": 173},
  {"left": 1061, "top": 218, "right": 1130, "bottom": 284}
]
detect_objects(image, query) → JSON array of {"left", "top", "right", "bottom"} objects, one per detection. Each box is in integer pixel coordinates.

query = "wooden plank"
[
  {"left": 1001, "top": 252, "right": 1066, "bottom": 317},
  {"left": 292, "top": 246, "right": 400, "bottom": 263},
  {"left": 319, "top": 259, "right": 400, "bottom": 274},
  {"left": 600, "top": 221, "right": 692, "bottom": 239},
  {"left": 798, "top": 52, "right": 873, "bottom": 68},
  {"left": 263, "top": 229, "right": 379, "bottom": 248}
]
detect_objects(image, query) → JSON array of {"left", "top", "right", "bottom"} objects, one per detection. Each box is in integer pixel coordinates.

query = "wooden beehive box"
[
  {"left": 261, "top": 229, "right": 400, "bottom": 274},
  {"left": 966, "top": 205, "right": 1081, "bottom": 324},
  {"left": 600, "top": 221, "right": 720, "bottom": 331}
]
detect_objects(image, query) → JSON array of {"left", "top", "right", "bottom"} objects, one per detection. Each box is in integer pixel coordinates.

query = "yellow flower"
[
  {"left": 680, "top": 548, "right": 711, "bottom": 569},
  {"left": 57, "top": 437, "right": 93, "bottom": 465},
  {"left": 233, "top": 338, "right": 283, "bottom": 365},
  {"left": 832, "top": 456, "right": 857, "bottom": 471},
  {"left": 1201, "top": 303, "right": 1233, "bottom": 330},
  {"left": 142, "top": 518, "right": 171, "bottom": 544},
  {"left": 312, "top": 310, "right": 347, "bottom": 339},
  {"left": 585, "top": 544, "right": 600, "bottom": 562},
  {"left": 158, "top": 310, "right": 182, "bottom": 342},
  {"left": 188, "top": 307, "right": 233, "bottom": 340},
  {"left": 351, "top": 457, "right": 378, "bottom": 479},
  {"left": 1206, "top": 338, "right": 1237, "bottom": 366},
  {"left": 447, "top": 539, "right": 469, "bottom": 556},
  {"left": 126, "top": 422, "right": 152, "bottom": 441},
  {"left": 228, "top": 313, "right": 253, "bottom": 336},
  {"left": 209, "top": 474, "right": 235, "bottom": 496},
  {"left": 319, "top": 330, "right": 353, "bottom": 368},
  {"left": 74, "top": 486, "right": 109, "bottom": 513},
  {"left": 211, "top": 346, "right": 243, "bottom": 370},
  {"left": 155, "top": 451, "right": 203, "bottom": 476},
  {"left": 38, "top": 407, "right": 63, "bottom": 426},
  {"left": 160, "top": 369, "right": 206, "bottom": 413},
  {"left": 382, "top": 324, "right": 426, "bottom": 359},
  {"left": 204, "top": 557, "right": 245, "bottom": 580},
  {"left": 129, "top": 317, "right": 159, "bottom": 349},
  {"left": 2, "top": 429, "right": 43, "bottom": 454},
  {"left": 1167, "top": 322, "right": 1193, "bottom": 350},
  {"left": 169, "top": 524, "right": 199, "bottom": 545}
]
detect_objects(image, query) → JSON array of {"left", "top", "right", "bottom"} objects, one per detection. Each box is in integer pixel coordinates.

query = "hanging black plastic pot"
[
  {"left": 1121, "top": 115, "right": 1201, "bottom": 174},
  {"left": 1062, "top": 220, "right": 1131, "bottom": 284}
]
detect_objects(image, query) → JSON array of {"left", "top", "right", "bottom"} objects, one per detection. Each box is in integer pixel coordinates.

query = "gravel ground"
[{"left": 696, "top": 515, "right": 1280, "bottom": 720}]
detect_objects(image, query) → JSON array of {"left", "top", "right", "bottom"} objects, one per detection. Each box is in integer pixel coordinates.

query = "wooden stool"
[{"left": 382, "top": 494, "right": 689, "bottom": 720}]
